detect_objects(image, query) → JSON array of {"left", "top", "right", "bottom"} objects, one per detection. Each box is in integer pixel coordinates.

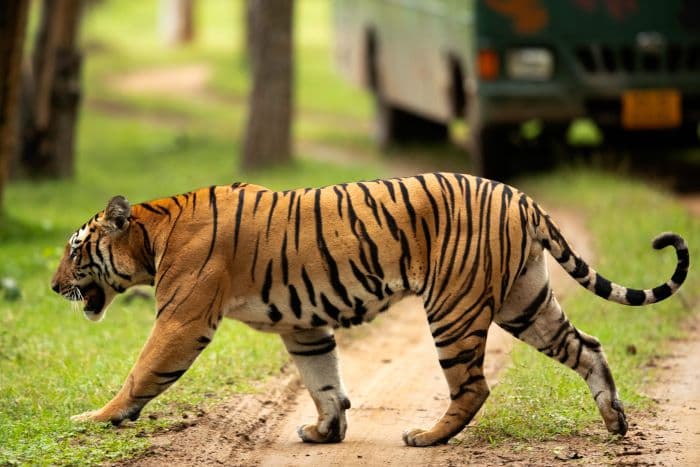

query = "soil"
[{"left": 109, "top": 65, "right": 700, "bottom": 466}]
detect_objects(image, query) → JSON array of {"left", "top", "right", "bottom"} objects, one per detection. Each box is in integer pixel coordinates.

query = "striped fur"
[{"left": 51, "top": 173, "right": 689, "bottom": 446}]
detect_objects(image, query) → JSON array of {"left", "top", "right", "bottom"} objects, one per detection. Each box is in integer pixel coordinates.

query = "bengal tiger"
[{"left": 51, "top": 173, "right": 689, "bottom": 447}]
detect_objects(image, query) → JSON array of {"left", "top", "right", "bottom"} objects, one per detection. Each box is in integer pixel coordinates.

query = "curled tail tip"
[{"left": 652, "top": 232, "right": 687, "bottom": 252}]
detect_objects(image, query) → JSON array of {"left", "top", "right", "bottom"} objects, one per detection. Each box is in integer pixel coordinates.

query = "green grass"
[{"left": 460, "top": 169, "right": 699, "bottom": 444}]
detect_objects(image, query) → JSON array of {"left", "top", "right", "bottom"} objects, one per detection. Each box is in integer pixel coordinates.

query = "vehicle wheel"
[
  {"left": 469, "top": 123, "right": 518, "bottom": 181},
  {"left": 678, "top": 122, "right": 699, "bottom": 146},
  {"left": 374, "top": 98, "right": 449, "bottom": 149},
  {"left": 536, "top": 123, "right": 570, "bottom": 170},
  {"left": 366, "top": 30, "right": 448, "bottom": 149}
]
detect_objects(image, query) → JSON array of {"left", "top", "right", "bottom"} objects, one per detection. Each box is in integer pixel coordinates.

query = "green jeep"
[{"left": 333, "top": 0, "right": 700, "bottom": 179}]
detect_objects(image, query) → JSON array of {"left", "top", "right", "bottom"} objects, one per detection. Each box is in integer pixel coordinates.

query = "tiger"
[{"left": 50, "top": 172, "right": 689, "bottom": 447}]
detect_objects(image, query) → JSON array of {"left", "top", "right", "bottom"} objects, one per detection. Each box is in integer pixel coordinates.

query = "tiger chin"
[{"left": 51, "top": 173, "right": 689, "bottom": 447}]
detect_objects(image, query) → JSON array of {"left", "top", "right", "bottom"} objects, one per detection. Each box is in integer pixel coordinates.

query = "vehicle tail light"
[{"left": 478, "top": 48, "right": 500, "bottom": 81}]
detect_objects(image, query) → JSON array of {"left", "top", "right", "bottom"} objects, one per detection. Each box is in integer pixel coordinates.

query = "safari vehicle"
[{"left": 333, "top": 0, "right": 700, "bottom": 179}]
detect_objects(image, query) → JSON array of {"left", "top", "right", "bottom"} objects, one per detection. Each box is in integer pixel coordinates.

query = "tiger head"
[{"left": 51, "top": 196, "right": 151, "bottom": 321}]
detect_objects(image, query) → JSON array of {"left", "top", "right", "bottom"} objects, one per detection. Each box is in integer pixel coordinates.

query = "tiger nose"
[{"left": 51, "top": 280, "right": 60, "bottom": 294}]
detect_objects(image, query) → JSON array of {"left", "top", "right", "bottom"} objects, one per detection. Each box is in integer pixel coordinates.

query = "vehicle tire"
[
  {"left": 469, "top": 123, "right": 518, "bottom": 181},
  {"left": 536, "top": 123, "right": 570, "bottom": 170},
  {"left": 374, "top": 99, "right": 449, "bottom": 149}
]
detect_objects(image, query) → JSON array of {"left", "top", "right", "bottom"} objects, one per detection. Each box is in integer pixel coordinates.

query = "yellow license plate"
[{"left": 622, "top": 89, "right": 682, "bottom": 129}]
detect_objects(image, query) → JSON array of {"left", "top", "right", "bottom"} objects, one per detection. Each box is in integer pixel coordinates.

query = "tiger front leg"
[
  {"left": 72, "top": 316, "right": 216, "bottom": 425},
  {"left": 281, "top": 328, "right": 351, "bottom": 443}
]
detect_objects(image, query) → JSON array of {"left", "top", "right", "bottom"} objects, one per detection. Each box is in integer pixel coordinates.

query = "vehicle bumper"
[{"left": 478, "top": 80, "right": 700, "bottom": 128}]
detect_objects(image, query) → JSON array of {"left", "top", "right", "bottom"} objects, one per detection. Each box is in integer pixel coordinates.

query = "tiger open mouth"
[{"left": 80, "top": 282, "right": 106, "bottom": 314}]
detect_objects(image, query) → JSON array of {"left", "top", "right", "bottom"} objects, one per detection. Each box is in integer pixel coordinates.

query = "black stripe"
[
  {"left": 265, "top": 192, "right": 279, "bottom": 238},
  {"left": 134, "top": 222, "right": 156, "bottom": 276},
  {"left": 140, "top": 203, "right": 164, "bottom": 215},
  {"left": 625, "top": 288, "right": 646, "bottom": 305},
  {"left": 287, "top": 190, "right": 297, "bottom": 221},
  {"left": 107, "top": 244, "right": 132, "bottom": 280},
  {"left": 152, "top": 368, "right": 187, "bottom": 385},
  {"left": 311, "top": 313, "right": 327, "bottom": 327},
  {"left": 415, "top": 174, "right": 440, "bottom": 237},
  {"left": 233, "top": 190, "right": 245, "bottom": 257},
  {"left": 294, "top": 196, "right": 302, "bottom": 251},
  {"left": 333, "top": 186, "right": 344, "bottom": 219},
  {"left": 156, "top": 287, "right": 179, "bottom": 318},
  {"left": 439, "top": 346, "right": 477, "bottom": 369},
  {"left": 267, "top": 304, "right": 283, "bottom": 322},
  {"left": 450, "top": 373, "right": 485, "bottom": 400},
  {"left": 314, "top": 189, "right": 352, "bottom": 307},
  {"left": 301, "top": 266, "right": 317, "bottom": 307},
  {"left": 261, "top": 260, "right": 273, "bottom": 303},
  {"left": 357, "top": 182, "right": 382, "bottom": 227},
  {"left": 380, "top": 204, "right": 400, "bottom": 241},
  {"left": 289, "top": 284, "right": 302, "bottom": 319},
  {"left": 199, "top": 186, "right": 218, "bottom": 273},
  {"left": 381, "top": 179, "right": 396, "bottom": 202},
  {"left": 398, "top": 230, "right": 412, "bottom": 290},
  {"left": 253, "top": 190, "right": 264, "bottom": 215},
  {"left": 672, "top": 267, "right": 688, "bottom": 285},
  {"left": 398, "top": 181, "right": 417, "bottom": 233},
  {"left": 593, "top": 275, "right": 612, "bottom": 298},
  {"left": 320, "top": 293, "right": 340, "bottom": 321},
  {"left": 652, "top": 284, "right": 672, "bottom": 301},
  {"left": 250, "top": 234, "right": 260, "bottom": 281},
  {"left": 289, "top": 342, "right": 336, "bottom": 356},
  {"left": 571, "top": 257, "right": 589, "bottom": 279},
  {"left": 281, "top": 232, "right": 289, "bottom": 285}
]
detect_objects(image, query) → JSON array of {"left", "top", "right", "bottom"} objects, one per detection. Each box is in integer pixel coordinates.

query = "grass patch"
[{"left": 461, "top": 168, "right": 699, "bottom": 443}]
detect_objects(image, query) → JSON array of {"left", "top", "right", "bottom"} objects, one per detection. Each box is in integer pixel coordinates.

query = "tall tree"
[
  {"left": 159, "top": 0, "right": 195, "bottom": 46},
  {"left": 242, "top": 0, "right": 294, "bottom": 169},
  {"left": 20, "top": 0, "right": 84, "bottom": 178},
  {"left": 0, "top": 0, "right": 30, "bottom": 206}
]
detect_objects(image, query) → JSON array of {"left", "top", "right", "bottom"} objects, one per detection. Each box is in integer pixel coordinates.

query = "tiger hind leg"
[
  {"left": 403, "top": 302, "right": 492, "bottom": 447},
  {"left": 281, "top": 328, "right": 351, "bottom": 443},
  {"left": 495, "top": 253, "right": 628, "bottom": 435}
]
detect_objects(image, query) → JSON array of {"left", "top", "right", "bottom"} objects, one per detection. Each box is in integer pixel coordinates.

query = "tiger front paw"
[
  {"left": 71, "top": 409, "right": 112, "bottom": 424},
  {"left": 71, "top": 405, "right": 142, "bottom": 426},
  {"left": 402, "top": 428, "right": 449, "bottom": 447}
]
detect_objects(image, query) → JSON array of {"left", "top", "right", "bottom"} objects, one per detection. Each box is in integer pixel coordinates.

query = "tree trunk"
[
  {"left": 0, "top": 0, "right": 30, "bottom": 207},
  {"left": 160, "top": 0, "right": 195, "bottom": 46},
  {"left": 242, "top": 0, "right": 294, "bottom": 170},
  {"left": 20, "top": 0, "right": 84, "bottom": 179}
]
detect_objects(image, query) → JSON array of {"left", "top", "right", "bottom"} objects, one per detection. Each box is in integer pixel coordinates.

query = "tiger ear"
[{"left": 104, "top": 195, "right": 131, "bottom": 233}]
